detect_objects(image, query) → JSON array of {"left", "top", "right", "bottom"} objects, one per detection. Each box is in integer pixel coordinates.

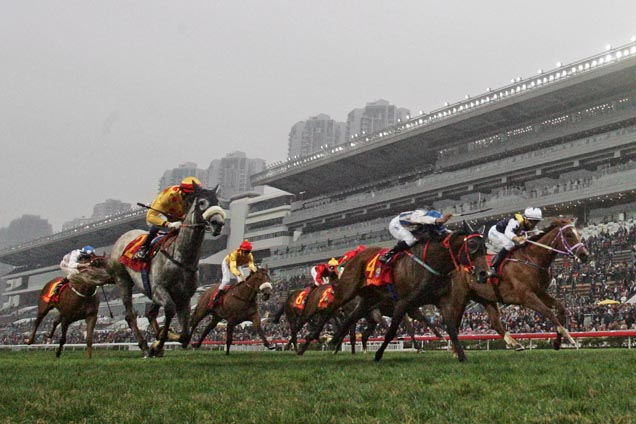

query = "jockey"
[
  {"left": 379, "top": 209, "right": 453, "bottom": 264},
  {"left": 134, "top": 176, "right": 201, "bottom": 261},
  {"left": 487, "top": 207, "right": 543, "bottom": 277},
  {"left": 310, "top": 258, "right": 339, "bottom": 287},
  {"left": 213, "top": 239, "right": 257, "bottom": 306},
  {"left": 59, "top": 246, "right": 96, "bottom": 284}
]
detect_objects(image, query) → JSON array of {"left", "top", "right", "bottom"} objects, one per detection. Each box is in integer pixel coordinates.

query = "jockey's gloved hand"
[
  {"left": 168, "top": 221, "right": 182, "bottom": 230},
  {"left": 438, "top": 213, "right": 454, "bottom": 224}
]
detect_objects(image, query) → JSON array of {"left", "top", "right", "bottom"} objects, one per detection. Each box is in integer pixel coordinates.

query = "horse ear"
[
  {"left": 477, "top": 225, "right": 486, "bottom": 236},
  {"left": 462, "top": 220, "right": 474, "bottom": 233},
  {"left": 213, "top": 184, "right": 220, "bottom": 194}
]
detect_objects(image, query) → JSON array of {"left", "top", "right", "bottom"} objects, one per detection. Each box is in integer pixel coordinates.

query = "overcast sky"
[{"left": 1, "top": 1, "right": 635, "bottom": 231}]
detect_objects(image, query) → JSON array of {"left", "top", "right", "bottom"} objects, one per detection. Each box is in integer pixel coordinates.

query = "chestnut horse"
[
  {"left": 451, "top": 217, "right": 589, "bottom": 350},
  {"left": 25, "top": 256, "right": 115, "bottom": 358},
  {"left": 190, "top": 267, "right": 275, "bottom": 354},
  {"left": 298, "top": 222, "right": 489, "bottom": 362},
  {"left": 110, "top": 185, "right": 224, "bottom": 358}
]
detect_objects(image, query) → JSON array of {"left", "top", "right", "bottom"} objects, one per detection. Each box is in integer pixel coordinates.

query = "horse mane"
[{"left": 528, "top": 217, "right": 572, "bottom": 242}]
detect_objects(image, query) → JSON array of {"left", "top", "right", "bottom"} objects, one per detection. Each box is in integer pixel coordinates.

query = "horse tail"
[{"left": 272, "top": 302, "right": 286, "bottom": 324}]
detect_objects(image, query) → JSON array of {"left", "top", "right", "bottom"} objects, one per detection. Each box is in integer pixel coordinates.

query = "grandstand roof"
[{"left": 253, "top": 50, "right": 636, "bottom": 198}]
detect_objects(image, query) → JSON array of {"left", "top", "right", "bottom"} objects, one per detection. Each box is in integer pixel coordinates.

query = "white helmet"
[{"left": 523, "top": 207, "right": 543, "bottom": 221}]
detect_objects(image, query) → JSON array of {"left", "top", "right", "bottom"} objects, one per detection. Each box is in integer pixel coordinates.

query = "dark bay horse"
[
  {"left": 272, "top": 282, "right": 339, "bottom": 352},
  {"left": 190, "top": 268, "right": 275, "bottom": 354},
  {"left": 451, "top": 217, "right": 589, "bottom": 350},
  {"left": 298, "top": 223, "right": 490, "bottom": 362},
  {"left": 26, "top": 256, "right": 115, "bottom": 358},
  {"left": 110, "top": 185, "right": 225, "bottom": 357}
]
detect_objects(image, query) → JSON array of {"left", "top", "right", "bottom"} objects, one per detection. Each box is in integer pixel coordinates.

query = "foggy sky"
[{"left": 1, "top": 0, "right": 635, "bottom": 231}]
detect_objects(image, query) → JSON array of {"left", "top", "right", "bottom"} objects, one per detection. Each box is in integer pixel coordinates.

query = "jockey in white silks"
[
  {"left": 379, "top": 209, "right": 453, "bottom": 264},
  {"left": 487, "top": 206, "right": 543, "bottom": 277}
]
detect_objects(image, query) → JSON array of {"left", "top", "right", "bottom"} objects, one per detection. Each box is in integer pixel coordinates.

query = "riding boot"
[
  {"left": 134, "top": 226, "right": 160, "bottom": 261},
  {"left": 379, "top": 240, "right": 410, "bottom": 264},
  {"left": 213, "top": 288, "right": 226, "bottom": 307},
  {"left": 489, "top": 248, "right": 508, "bottom": 278}
]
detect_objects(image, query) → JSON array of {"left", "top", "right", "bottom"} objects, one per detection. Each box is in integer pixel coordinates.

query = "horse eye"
[{"left": 198, "top": 199, "right": 210, "bottom": 209}]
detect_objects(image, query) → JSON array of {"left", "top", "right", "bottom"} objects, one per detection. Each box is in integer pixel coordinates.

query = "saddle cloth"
[
  {"left": 42, "top": 277, "right": 67, "bottom": 303},
  {"left": 364, "top": 249, "right": 393, "bottom": 287},
  {"left": 118, "top": 232, "right": 176, "bottom": 272}
]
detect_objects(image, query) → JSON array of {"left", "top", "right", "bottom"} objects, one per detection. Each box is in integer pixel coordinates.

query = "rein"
[
  {"left": 443, "top": 233, "right": 483, "bottom": 273},
  {"left": 69, "top": 283, "right": 97, "bottom": 298},
  {"left": 526, "top": 224, "right": 585, "bottom": 258}
]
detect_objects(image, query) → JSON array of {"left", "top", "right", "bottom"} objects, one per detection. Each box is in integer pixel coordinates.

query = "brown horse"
[
  {"left": 451, "top": 217, "right": 589, "bottom": 350},
  {"left": 298, "top": 223, "right": 490, "bottom": 362},
  {"left": 190, "top": 267, "right": 275, "bottom": 354},
  {"left": 25, "top": 256, "right": 115, "bottom": 358}
]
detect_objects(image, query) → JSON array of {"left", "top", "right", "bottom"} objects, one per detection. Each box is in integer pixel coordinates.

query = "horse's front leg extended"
[
  {"left": 119, "top": 283, "right": 149, "bottom": 357},
  {"left": 176, "top": 303, "right": 192, "bottom": 348},
  {"left": 146, "top": 303, "right": 162, "bottom": 338},
  {"left": 537, "top": 291, "right": 575, "bottom": 349},
  {"left": 26, "top": 306, "right": 52, "bottom": 345},
  {"left": 225, "top": 322, "right": 235, "bottom": 355},
  {"left": 361, "top": 319, "right": 379, "bottom": 353},
  {"left": 438, "top": 295, "right": 467, "bottom": 362},
  {"left": 47, "top": 316, "right": 61, "bottom": 341},
  {"left": 331, "top": 299, "right": 370, "bottom": 354},
  {"left": 252, "top": 313, "right": 275, "bottom": 350},
  {"left": 149, "top": 286, "right": 175, "bottom": 358}
]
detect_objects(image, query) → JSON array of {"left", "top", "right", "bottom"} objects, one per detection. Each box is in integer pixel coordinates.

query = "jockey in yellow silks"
[
  {"left": 213, "top": 239, "right": 257, "bottom": 306},
  {"left": 487, "top": 207, "right": 543, "bottom": 278},
  {"left": 134, "top": 176, "right": 201, "bottom": 261}
]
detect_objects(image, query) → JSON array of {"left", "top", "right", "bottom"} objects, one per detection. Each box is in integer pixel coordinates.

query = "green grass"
[{"left": 0, "top": 349, "right": 635, "bottom": 423}]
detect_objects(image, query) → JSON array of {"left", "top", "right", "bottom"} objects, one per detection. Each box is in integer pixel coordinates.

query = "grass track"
[{"left": 0, "top": 349, "right": 635, "bottom": 423}]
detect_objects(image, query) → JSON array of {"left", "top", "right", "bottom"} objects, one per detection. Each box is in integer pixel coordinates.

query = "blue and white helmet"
[{"left": 80, "top": 245, "right": 95, "bottom": 256}]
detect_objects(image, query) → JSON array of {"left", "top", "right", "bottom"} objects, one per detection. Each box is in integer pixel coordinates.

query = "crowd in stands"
[{"left": 3, "top": 219, "right": 636, "bottom": 347}]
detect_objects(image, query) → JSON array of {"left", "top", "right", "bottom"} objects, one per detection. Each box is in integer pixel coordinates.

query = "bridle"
[
  {"left": 444, "top": 232, "right": 485, "bottom": 274},
  {"left": 525, "top": 224, "right": 586, "bottom": 259}
]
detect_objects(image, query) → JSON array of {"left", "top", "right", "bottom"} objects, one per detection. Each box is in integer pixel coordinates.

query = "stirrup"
[{"left": 378, "top": 254, "right": 391, "bottom": 264}]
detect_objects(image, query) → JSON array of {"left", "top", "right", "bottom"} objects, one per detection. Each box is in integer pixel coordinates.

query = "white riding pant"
[
  {"left": 388, "top": 216, "right": 417, "bottom": 246},
  {"left": 220, "top": 261, "right": 250, "bottom": 290},
  {"left": 310, "top": 267, "right": 330, "bottom": 286},
  {"left": 488, "top": 226, "right": 515, "bottom": 251}
]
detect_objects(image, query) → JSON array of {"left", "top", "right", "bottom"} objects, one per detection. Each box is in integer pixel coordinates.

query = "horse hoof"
[
  {"left": 514, "top": 346, "right": 526, "bottom": 351},
  {"left": 266, "top": 345, "right": 276, "bottom": 351}
]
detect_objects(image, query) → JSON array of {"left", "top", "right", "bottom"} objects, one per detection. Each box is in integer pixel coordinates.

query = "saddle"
[
  {"left": 118, "top": 232, "right": 177, "bottom": 272},
  {"left": 42, "top": 278, "right": 68, "bottom": 303},
  {"left": 365, "top": 249, "right": 394, "bottom": 287}
]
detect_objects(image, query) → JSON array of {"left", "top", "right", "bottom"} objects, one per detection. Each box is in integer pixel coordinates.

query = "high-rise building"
[
  {"left": 91, "top": 199, "right": 132, "bottom": 220},
  {"left": 158, "top": 162, "right": 208, "bottom": 192},
  {"left": 288, "top": 114, "right": 346, "bottom": 159},
  {"left": 207, "top": 151, "right": 266, "bottom": 199},
  {"left": 346, "top": 99, "right": 410, "bottom": 141}
]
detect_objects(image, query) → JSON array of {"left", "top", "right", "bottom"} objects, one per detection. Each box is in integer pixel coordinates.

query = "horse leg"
[
  {"left": 437, "top": 295, "right": 467, "bottom": 362},
  {"left": 56, "top": 319, "right": 70, "bottom": 358},
  {"left": 47, "top": 316, "right": 61, "bottom": 341},
  {"left": 537, "top": 291, "right": 575, "bottom": 349},
  {"left": 297, "top": 314, "right": 330, "bottom": 355},
  {"left": 524, "top": 291, "right": 576, "bottom": 350},
  {"left": 483, "top": 302, "right": 524, "bottom": 351},
  {"left": 401, "top": 316, "right": 420, "bottom": 352},
  {"left": 26, "top": 305, "right": 52, "bottom": 345},
  {"left": 225, "top": 323, "right": 235, "bottom": 355},
  {"left": 146, "top": 303, "right": 162, "bottom": 338},
  {"left": 252, "top": 313, "right": 275, "bottom": 350},
  {"left": 85, "top": 313, "right": 97, "bottom": 359},
  {"left": 331, "top": 298, "right": 374, "bottom": 354},
  {"left": 175, "top": 303, "right": 192, "bottom": 348},
  {"left": 118, "top": 282, "right": 149, "bottom": 357},
  {"left": 191, "top": 315, "right": 222, "bottom": 349},
  {"left": 409, "top": 308, "right": 445, "bottom": 342},
  {"left": 362, "top": 319, "right": 379, "bottom": 353},
  {"left": 374, "top": 299, "right": 411, "bottom": 362},
  {"left": 150, "top": 286, "right": 176, "bottom": 357}
]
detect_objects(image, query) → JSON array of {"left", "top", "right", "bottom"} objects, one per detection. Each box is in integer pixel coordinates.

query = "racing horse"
[
  {"left": 272, "top": 280, "right": 340, "bottom": 352},
  {"left": 25, "top": 255, "right": 115, "bottom": 358},
  {"left": 189, "top": 267, "right": 275, "bottom": 354},
  {"left": 451, "top": 217, "right": 589, "bottom": 350},
  {"left": 110, "top": 185, "right": 224, "bottom": 357},
  {"left": 298, "top": 222, "right": 490, "bottom": 362}
]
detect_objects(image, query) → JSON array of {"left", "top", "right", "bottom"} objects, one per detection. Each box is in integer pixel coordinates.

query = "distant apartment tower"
[
  {"left": 158, "top": 162, "right": 208, "bottom": 192},
  {"left": 92, "top": 199, "right": 132, "bottom": 220},
  {"left": 346, "top": 99, "right": 410, "bottom": 141},
  {"left": 288, "top": 113, "right": 346, "bottom": 159},
  {"left": 207, "top": 151, "right": 266, "bottom": 199}
]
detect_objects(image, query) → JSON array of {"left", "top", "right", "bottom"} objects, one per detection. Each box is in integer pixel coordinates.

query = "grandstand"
[
  {"left": 253, "top": 41, "right": 636, "bottom": 274},
  {"left": 2, "top": 40, "right": 636, "bottom": 334}
]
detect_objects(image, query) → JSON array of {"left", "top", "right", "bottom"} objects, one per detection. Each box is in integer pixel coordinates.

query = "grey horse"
[{"left": 110, "top": 185, "right": 225, "bottom": 358}]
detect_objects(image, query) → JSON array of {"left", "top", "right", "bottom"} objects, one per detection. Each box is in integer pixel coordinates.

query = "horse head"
[
  {"left": 194, "top": 184, "right": 225, "bottom": 236},
  {"left": 537, "top": 218, "right": 590, "bottom": 263},
  {"left": 245, "top": 267, "right": 274, "bottom": 301},
  {"left": 445, "top": 221, "right": 490, "bottom": 283}
]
